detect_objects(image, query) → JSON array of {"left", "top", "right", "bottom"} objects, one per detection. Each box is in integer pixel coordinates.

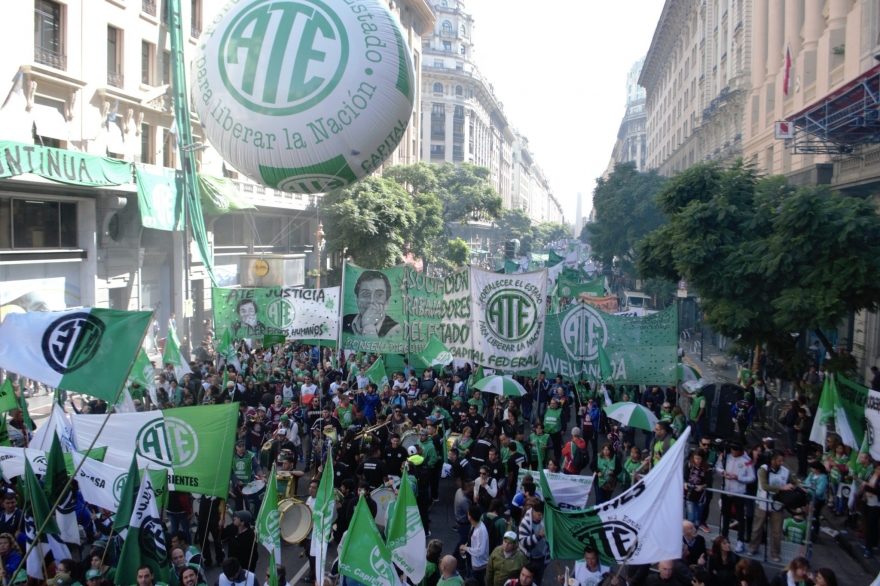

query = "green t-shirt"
[
  {"left": 529, "top": 433, "right": 549, "bottom": 460},
  {"left": 336, "top": 404, "right": 354, "bottom": 429},
  {"left": 652, "top": 436, "right": 675, "bottom": 465},
  {"left": 421, "top": 561, "right": 438, "bottom": 586},
  {"left": 623, "top": 457, "right": 643, "bottom": 484},
  {"left": 544, "top": 407, "right": 562, "bottom": 434},
  {"left": 690, "top": 395, "right": 706, "bottom": 420},
  {"left": 437, "top": 575, "right": 464, "bottom": 586},
  {"left": 783, "top": 517, "right": 808, "bottom": 544}
]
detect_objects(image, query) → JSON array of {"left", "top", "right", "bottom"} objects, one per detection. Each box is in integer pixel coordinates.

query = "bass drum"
[
  {"left": 446, "top": 433, "right": 461, "bottom": 452},
  {"left": 370, "top": 487, "right": 396, "bottom": 530},
  {"left": 278, "top": 499, "right": 312, "bottom": 544},
  {"left": 401, "top": 430, "right": 419, "bottom": 451}
]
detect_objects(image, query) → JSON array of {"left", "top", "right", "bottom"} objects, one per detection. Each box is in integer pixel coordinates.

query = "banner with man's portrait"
[
  {"left": 341, "top": 263, "right": 546, "bottom": 372},
  {"left": 212, "top": 286, "right": 340, "bottom": 340}
]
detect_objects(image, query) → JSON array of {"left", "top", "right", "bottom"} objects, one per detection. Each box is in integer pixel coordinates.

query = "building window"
[
  {"left": 441, "top": 20, "right": 453, "bottom": 35},
  {"left": 162, "top": 0, "right": 170, "bottom": 25},
  {"left": 142, "top": 41, "right": 155, "bottom": 85},
  {"left": 191, "top": 0, "right": 201, "bottom": 37},
  {"left": 454, "top": 105, "right": 464, "bottom": 118},
  {"left": 460, "top": 25, "right": 466, "bottom": 36},
  {"left": 460, "top": 45, "right": 466, "bottom": 55},
  {"left": 162, "top": 50, "right": 171, "bottom": 86},
  {"left": 433, "top": 60, "right": 443, "bottom": 68},
  {"left": 34, "top": 0, "right": 65, "bottom": 71},
  {"left": 432, "top": 82, "right": 443, "bottom": 93},
  {"left": 432, "top": 103, "right": 445, "bottom": 116},
  {"left": 455, "top": 85, "right": 463, "bottom": 96},
  {"left": 140, "top": 123, "right": 154, "bottom": 164},
  {"left": 443, "top": 40, "right": 451, "bottom": 51},
  {"left": 107, "top": 26, "right": 124, "bottom": 88},
  {"left": 11, "top": 199, "right": 77, "bottom": 249}
]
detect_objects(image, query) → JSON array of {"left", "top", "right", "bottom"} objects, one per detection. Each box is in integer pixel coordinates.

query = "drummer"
[
  {"left": 275, "top": 455, "right": 305, "bottom": 500},
  {"left": 230, "top": 440, "right": 264, "bottom": 514}
]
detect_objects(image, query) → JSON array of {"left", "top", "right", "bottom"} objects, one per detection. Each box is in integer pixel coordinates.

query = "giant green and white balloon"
[{"left": 193, "top": 0, "right": 415, "bottom": 194}]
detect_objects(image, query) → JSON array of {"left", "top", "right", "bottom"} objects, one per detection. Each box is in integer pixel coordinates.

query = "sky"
[{"left": 462, "top": 0, "right": 665, "bottom": 223}]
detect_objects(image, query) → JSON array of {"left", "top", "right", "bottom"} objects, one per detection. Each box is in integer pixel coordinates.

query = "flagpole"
[{"left": 9, "top": 309, "right": 157, "bottom": 582}]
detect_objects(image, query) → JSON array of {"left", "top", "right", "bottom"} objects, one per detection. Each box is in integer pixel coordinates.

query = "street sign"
[
  {"left": 775, "top": 121, "right": 794, "bottom": 139},
  {"left": 678, "top": 280, "right": 687, "bottom": 290}
]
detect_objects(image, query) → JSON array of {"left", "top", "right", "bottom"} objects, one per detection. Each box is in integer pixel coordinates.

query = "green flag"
[
  {"left": 127, "top": 349, "right": 156, "bottom": 399},
  {"left": 557, "top": 275, "right": 605, "bottom": 298},
  {"left": 115, "top": 474, "right": 171, "bottom": 586},
  {"left": 414, "top": 335, "right": 453, "bottom": 368},
  {"left": 0, "top": 417, "right": 10, "bottom": 447},
  {"left": 18, "top": 390, "right": 34, "bottom": 432},
  {"left": 218, "top": 329, "right": 241, "bottom": 372},
  {"left": 24, "top": 459, "right": 59, "bottom": 535},
  {"left": 339, "top": 497, "right": 396, "bottom": 586},
  {"left": 162, "top": 327, "right": 192, "bottom": 381},
  {"left": 365, "top": 358, "right": 389, "bottom": 389},
  {"left": 257, "top": 465, "right": 281, "bottom": 586},
  {"left": 0, "top": 379, "right": 17, "bottom": 413},
  {"left": 113, "top": 455, "right": 141, "bottom": 532},
  {"left": 146, "top": 468, "right": 169, "bottom": 510},
  {"left": 197, "top": 173, "right": 257, "bottom": 215},
  {"left": 550, "top": 283, "right": 560, "bottom": 314},
  {"left": 385, "top": 469, "right": 426, "bottom": 582},
  {"left": 44, "top": 434, "right": 68, "bottom": 503},
  {"left": 311, "top": 447, "right": 335, "bottom": 586},
  {"left": 597, "top": 344, "right": 613, "bottom": 381},
  {"left": 134, "top": 163, "right": 183, "bottom": 231}
]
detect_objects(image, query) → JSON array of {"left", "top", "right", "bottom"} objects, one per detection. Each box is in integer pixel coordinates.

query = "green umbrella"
[
  {"left": 603, "top": 401, "right": 659, "bottom": 432},
  {"left": 473, "top": 375, "right": 526, "bottom": 397}
]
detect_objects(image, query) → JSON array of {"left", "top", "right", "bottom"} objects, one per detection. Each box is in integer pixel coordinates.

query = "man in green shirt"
[
  {"left": 783, "top": 513, "right": 808, "bottom": 545},
  {"left": 437, "top": 556, "right": 464, "bottom": 586},
  {"left": 680, "top": 386, "right": 706, "bottom": 443},
  {"left": 486, "top": 532, "right": 528, "bottom": 586},
  {"left": 419, "top": 428, "right": 439, "bottom": 468},
  {"left": 543, "top": 399, "right": 563, "bottom": 461}
]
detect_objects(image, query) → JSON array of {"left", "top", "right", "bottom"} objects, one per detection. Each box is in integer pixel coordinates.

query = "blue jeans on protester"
[
  {"left": 168, "top": 511, "right": 191, "bottom": 542},
  {"left": 686, "top": 501, "right": 704, "bottom": 526}
]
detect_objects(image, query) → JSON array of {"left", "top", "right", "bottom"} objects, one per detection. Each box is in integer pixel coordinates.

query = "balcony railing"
[
  {"left": 453, "top": 147, "right": 464, "bottom": 161},
  {"left": 34, "top": 46, "right": 66, "bottom": 71},
  {"left": 430, "top": 147, "right": 445, "bottom": 158},
  {"left": 108, "top": 71, "right": 124, "bottom": 88},
  {"left": 440, "top": 31, "right": 459, "bottom": 38},
  {"left": 142, "top": 0, "right": 157, "bottom": 16}
]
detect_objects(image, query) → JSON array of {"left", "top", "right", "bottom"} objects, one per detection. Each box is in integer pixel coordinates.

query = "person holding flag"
[{"left": 256, "top": 464, "right": 281, "bottom": 586}]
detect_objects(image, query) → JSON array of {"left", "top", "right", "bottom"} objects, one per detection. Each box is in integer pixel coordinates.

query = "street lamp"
[{"left": 315, "top": 221, "right": 325, "bottom": 288}]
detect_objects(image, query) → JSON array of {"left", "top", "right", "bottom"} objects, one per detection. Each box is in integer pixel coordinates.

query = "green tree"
[
  {"left": 578, "top": 223, "right": 591, "bottom": 245},
  {"left": 497, "top": 208, "right": 534, "bottom": 254},
  {"left": 323, "top": 177, "right": 416, "bottom": 269},
  {"left": 445, "top": 238, "right": 470, "bottom": 267},
  {"left": 532, "top": 222, "right": 571, "bottom": 250},
  {"left": 637, "top": 161, "right": 880, "bottom": 367},
  {"left": 384, "top": 162, "right": 502, "bottom": 269},
  {"left": 588, "top": 162, "right": 666, "bottom": 274}
]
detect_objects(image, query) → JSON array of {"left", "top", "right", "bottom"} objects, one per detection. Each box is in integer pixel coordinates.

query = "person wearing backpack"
[
  {"left": 591, "top": 442, "right": 623, "bottom": 504},
  {"left": 481, "top": 498, "right": 510, "bottom": 553},
  {"left": 562, "top": 427, "right": 588, "bottom": 475}
]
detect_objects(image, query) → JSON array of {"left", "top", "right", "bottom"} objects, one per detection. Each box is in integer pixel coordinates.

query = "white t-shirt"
[
  {"left": 356, "top": 375, "right": 370, "bottom": 390},
  {"left": 301, "top": 383, "right": 318, "bottom": 396},
  {"left": 573, "top": 561, "right": 610, "bottom": 586}
]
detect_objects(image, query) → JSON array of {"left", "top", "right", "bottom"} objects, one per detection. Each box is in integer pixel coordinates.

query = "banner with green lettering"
[
  {"left": 836, "top": 375, "right": 868, "bottom": 442},
  {"left": 341, "top": 262, "right": 472, "bottom": 360},
  {"left": 542, "top": 303, "right": 678, "bottom": 384},
  {"left": 212, "top": 287, "right": 340, "bottom": 340},
  {"left": 0, "top": 140, "right": 131, "bottom": 186},
  {"left": 134, "top": 163, "right": 183, "bottom": 231}
]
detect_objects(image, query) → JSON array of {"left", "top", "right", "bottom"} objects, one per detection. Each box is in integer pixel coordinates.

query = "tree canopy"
[
  {"left": 383, "top": 162, "right": 502, "bottom": 269},
  {"left": 588, "top": 162, "right": 666, "bottom": 274},
  {"left": 322, "top": 176, "right": 416, "bottom": 269},
  {"left": 637, "top": 161, "right": 880, "bottom": 363}
]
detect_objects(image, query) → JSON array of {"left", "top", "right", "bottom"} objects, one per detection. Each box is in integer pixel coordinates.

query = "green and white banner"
[
  {"left": 516, "top": 468, "right": 593, "bottom": 510},
  {"left": 115, "top": 475, "right": 170, "bottom": 586},
  {"left": 385, "top": 469, "right": 425, "bottom": 583},
  {"left": 341, "top": 263, "right": 471, "bottom": 358},
  {"left": 0, "top": 308, "right": 152, "bottom": 403},
  {"left": 341, "top": 264, "right": 545, "bottom": 371},
  {"left": 128, "top": 348, "right": 157, "bottom": 403},
  {"left": 212, "top": 287, "right": 339, "bottom": 340},
  {"left": 0, "top": 140, "right": 132, "bottom": 186},
  {"left": 339, "top": 497, "right": 396, "bottom": 586},
  {"left": 71, "top": 403, "right": 238, "bottom": 498},
  {"left": 365, "top": 357, "right": 389, "bottom": 389},
  {"left": 557, "top": 275, "right": 605, "bottom": 298},
  {"left": 70, "top": 453, "right": 127, "bottom": 512},
  {"left": 471, "top": 268, "right": 546, "bottom": 371},
  {"left": 134, "top": 163, "right": 183, "bottom": 231},
  {"left": 542, "top": 304, "right": 678, "bottom": 384}
]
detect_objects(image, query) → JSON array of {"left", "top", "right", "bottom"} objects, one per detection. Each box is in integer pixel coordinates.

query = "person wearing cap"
[
  {"left": 405, "top": 445, "right": 433, "bottom": 535},
  {"left": 562, "top": 427, "right": 588, "bottom": 475},
  {"left": 486, "top": 531, "right": 528, "bottom": 586},
  {"left": 221, "top": 510, "right": 259, "bottom": 572},
  {"left": 230, "top": 440, "right": 264, "bottom": 514},
  {"left": 84, "top": 569, "right": 104, "bottom": 586}
]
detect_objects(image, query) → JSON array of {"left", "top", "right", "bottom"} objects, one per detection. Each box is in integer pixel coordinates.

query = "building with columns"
[
  {"left": 640, "top": 0, "right": 752, "bottom": 176},
  {"left": 420, "top": 0, "right": 563, "bottom": 226},
  {"left": 743, "top": 0, "right": 880, "bottom": 379},
  {"left": 607, "top": 57, "right": 649, "bottom": 173},
  {"left": 0, "top": 0, "right": 433, "bottom": 346}
]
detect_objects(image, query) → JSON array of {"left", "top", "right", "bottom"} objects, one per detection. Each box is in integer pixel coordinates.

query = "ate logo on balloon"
[{"left": 219, "top": 0, "right": 349, "bottom": 116}]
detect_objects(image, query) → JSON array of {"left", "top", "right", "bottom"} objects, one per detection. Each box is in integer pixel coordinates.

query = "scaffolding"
[{"left": 785, "top": 64, "right": 880, "bottom": 155}]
